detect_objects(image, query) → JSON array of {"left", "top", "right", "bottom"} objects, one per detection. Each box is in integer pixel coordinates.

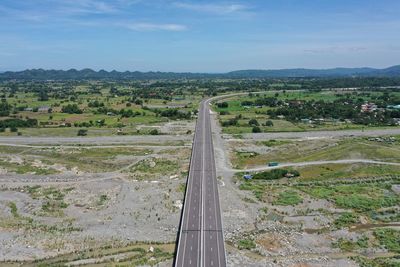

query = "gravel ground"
[{"left": 0, "top": 141, "right": 191, "bottom": 262}]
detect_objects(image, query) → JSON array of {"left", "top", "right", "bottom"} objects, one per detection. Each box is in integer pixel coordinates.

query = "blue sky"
[{"left": 0, "top": 0, "right": 399, "bottom": 72}]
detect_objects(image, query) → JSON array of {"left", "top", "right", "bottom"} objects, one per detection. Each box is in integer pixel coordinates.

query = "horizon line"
[{"left": 1, "top": 64, "right": 399, "bottom": 74}]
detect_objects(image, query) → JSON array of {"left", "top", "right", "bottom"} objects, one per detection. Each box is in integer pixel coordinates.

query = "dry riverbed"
[
  {"left": 0, "top": 138, "right": 192, "bottom": 265},
  {"left": 215, "top": 119, "right": 400, "bottom": 266}
]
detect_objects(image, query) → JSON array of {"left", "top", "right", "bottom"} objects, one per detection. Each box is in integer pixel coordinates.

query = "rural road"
[
  {"left": 0, "top": 135, "right": 191, "bottom": 145},
  {"left": 235, "top": 159, "right": 400, "bottom": 173},
  {"left": 175, "top": 99, "right": 226, "bottom": 267},
  {"left": 226, "top": 128, "right": 400, "bottom": 140}
]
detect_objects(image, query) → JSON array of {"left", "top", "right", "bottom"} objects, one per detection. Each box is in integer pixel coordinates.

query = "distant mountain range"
[{"left": 1, "top": 65, "right": 399, "bottom": 80}]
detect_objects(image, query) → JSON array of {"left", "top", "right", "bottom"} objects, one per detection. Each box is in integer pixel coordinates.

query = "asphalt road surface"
[{"left": 175, "top": 100, "right": 226, "bottom": 267}]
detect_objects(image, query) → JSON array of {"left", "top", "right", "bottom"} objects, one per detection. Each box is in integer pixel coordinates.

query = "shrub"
[
  {"left": 0, "top": 100, "right": 11, "bottom": 117},
  {"left": 149, "top": 129, "right": 159, "bottom": 135},
  {"left": 253, "top": 169, "right": 299, "bottom": 180},
  {"left": 88, "top": 100, "right": 104, "bottom": 108},
  {"left": 217, "top": 102, "right": 228, "bottom": 108},
  {"left": 252, "top": 126, "right": 262, "bottom": 133},
  {"left": 248, "top": 119, "right": 259, "bottom": 126},
  {"left": 221, "top": 116, "right": 239, "bottom": 127},
  {"left": 265, "top": 120, "right": 274, "bottom": 127},
  {"left": 0, "top": 118, "right": 38, "bottom": 128},
  {"left": 61, "top": 104, "right": 82, "bottom": 114},
  {"left": 77, "top": 129, "right": 88, "bottom": 136}
]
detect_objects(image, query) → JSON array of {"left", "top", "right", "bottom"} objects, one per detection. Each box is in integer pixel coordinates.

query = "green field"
[
  {"left": 232, "top": 137, "right": 400, "bottom": 169},
  {"left": 213, "top": 89, "right": 400, "bottom": 133},
  {"left": 0, "top": 82, "right": 202, "bottom": 137}
]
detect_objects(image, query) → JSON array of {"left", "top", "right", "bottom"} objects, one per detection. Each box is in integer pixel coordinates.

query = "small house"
[
  {"left": 38, "top": 106, "right": 50, "bottom": 112},
  {"left": 361, "top": 103, "right": 377, "bottom": 113},
  {"left": 301, "top": 119, "right": 312, "bottom": 124}
]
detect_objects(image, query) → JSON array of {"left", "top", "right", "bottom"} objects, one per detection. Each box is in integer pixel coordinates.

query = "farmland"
[
  {"left": 0, "top": 81, "right": 202, "bottom": 137},
  {"left": 213, "top": 89, "right": 400, "bottom": 134}
]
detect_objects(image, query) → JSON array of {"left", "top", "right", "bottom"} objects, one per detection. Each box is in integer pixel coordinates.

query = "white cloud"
[
  {"left": 121, "top": 22, "right": 187, "bottom": 31},
  {"left": 58, "top": 0, "right": 118, "bottom": 14},
  {"left": 174, "top": 2, "right": 248, "bottom": 14},
  {"left": 304, "top": 46, "right": 368, "bottom": 54}
]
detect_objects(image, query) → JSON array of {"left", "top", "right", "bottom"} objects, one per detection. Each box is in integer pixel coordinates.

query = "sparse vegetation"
[
  {"left": 273, "top": 190, "right": 303, "bottom": 206},
  {"left": 300, "top": 184, "right": 399, "bottom": 211},
  {"left": 8, "top": 202, "right": 19, "bottom": 218},
  {"left": 332, "top": 235, "right": 369, "bottom": 252},
  {"left": 237, "top": 239, "right": 256, "bottom": 250},
  {"left": 334, "top": 212, "right": 360, "bottom": 228},
  {"left": 374, "top": 228, "right": 400, "bottom": 253}
]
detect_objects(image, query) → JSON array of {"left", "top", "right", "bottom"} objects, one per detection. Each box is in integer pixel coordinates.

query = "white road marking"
[{"left": 176, "top": 100, "right": 226, "bottom": 267}]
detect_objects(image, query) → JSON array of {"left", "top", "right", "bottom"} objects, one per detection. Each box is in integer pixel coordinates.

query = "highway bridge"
[{"left": 175, "top": 99, "right": 226, "bottom": 267}]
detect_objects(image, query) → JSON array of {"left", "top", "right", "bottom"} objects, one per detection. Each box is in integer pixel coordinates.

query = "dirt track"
[
  {"left": 226, "top": 128, "right": 400, "bottom": 140},
  {"left": 234, "top": 159, "right": 400, "bottom": 173},
  {"left": 0, "top": 135, "right": 192, "bottom": 145}
]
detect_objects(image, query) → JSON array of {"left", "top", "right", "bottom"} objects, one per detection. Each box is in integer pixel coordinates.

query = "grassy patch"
[
  {"left": 273, "top": 190, "right": 303, "bottom": 206},
  {"left": 370, "top": 208, "right": 400, "bottom": 223},
  {"left": 334, "top": 212, "right": 360, "bottom": 228},
  {"left": 131, "top": 158, "right": 179, "bottom": 175},
  {"left": 352, "top": 256, "right": 400, "bottom": 267},
  {"left": 237, "top": 239, "right": 256, "bottom": 250},
  {"left": 238, "top": 182, "right": 265, "bottom": 200},
  {"left": 296, "top": 163, "right": 400, "bottom": 182},
  {"left": 36, "top": 146, "right": 152, "bottom": 172},
  {"left": 333, "top": 236, "right": 369, "bottom": 252},
  {"left": 298, "top": 138, "right": 400, "bottom": 163},
  {"left": 0, "top": 159, "right": 59, "bottom": 175},
  {"left": 300, "top": 184, "right": 399, "bottom": 211},
  {"left": 8, "top": 202, "right": 19, "bottom": 218},
  {"left": 232, "top": 137, "right": 400, "bottom": 171},
  {"left": 374, "top": 228, "right": 400, "bottom": 253}
]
